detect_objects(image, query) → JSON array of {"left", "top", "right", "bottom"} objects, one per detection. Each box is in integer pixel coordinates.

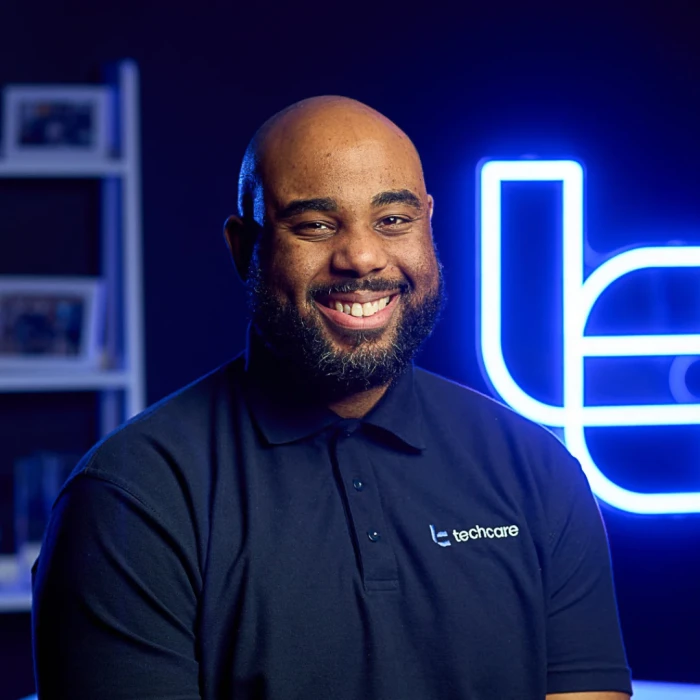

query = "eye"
[
  {"left": 377, "top": 215, "right": 412, "bottom": 231},
  {"left": 301, "top": 221, "right": 330, "bottom": 230},
  {"left": 294, "top": 220, "right": 335, "bottom": 235}
]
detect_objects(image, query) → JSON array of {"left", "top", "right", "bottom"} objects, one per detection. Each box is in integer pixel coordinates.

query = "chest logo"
[
  {"left": 429, "top": 524, "right": 452, "bottom": 547},
  {"left": 430, "top": 523, "right": 520, "bottom": 546}
]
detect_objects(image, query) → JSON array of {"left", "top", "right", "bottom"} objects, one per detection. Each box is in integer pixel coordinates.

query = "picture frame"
[
  {"left": 2, "top": 85, "right": 111, "bottom": 162},
  {"left": 0, "top": 276, "right": 104, "bottom": 370}
]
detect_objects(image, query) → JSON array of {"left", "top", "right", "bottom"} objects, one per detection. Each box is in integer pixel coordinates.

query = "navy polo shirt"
[{"left": 33, "top": 342, "right": 632, "bottom": 699}]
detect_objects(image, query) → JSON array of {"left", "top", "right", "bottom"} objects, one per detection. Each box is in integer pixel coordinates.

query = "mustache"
[{"left": 309, "top": 277, "right": 411, "bottom": 298}]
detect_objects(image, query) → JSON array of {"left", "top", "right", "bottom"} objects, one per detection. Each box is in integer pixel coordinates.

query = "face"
[{"left": 242, "top": 119, "right": 444, "bottom": 396}]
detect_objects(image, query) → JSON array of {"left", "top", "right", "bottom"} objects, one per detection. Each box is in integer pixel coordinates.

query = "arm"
[
  {"left": 32, "top": 473, "right": 202, "bottom": 699},
  {"left": 544, "top": 453, "right": 632, "bottom": 697}
]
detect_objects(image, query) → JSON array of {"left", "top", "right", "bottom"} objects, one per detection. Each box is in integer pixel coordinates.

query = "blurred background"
[{"left": 1, "top": 1, "right": 699, "bottom": 698}]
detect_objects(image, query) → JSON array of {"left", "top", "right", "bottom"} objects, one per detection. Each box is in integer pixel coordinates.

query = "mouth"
[{"left": 313, "top": 292, "right": 400, "bottom": 330}]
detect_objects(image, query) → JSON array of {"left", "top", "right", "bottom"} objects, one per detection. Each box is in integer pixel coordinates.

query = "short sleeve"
[
  {"left": 545, "top": 454, "right": 633, "bottom": 696},
  {"left": 32, "top": 472, "right": 202, "bottom": 699}
]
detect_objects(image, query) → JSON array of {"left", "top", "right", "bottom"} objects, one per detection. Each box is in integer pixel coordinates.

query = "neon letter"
[{"left": 477, "top": 159, "right": 700, "bottom": 515}]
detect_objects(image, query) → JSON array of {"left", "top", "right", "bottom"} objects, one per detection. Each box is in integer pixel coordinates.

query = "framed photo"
[
  {"left": 2, "top": 85, "right": 111, "bottom": 162},
  {"left": 0, "top": 276, "right": 104, "bottom": 369}
]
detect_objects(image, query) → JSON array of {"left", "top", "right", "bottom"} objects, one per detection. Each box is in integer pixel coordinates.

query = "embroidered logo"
[
  {"left": 429, "top": 524, "right": 452, "bottom": 547},
  {"left": 430, "top": 523, "right": 520, "bottom": 545}
]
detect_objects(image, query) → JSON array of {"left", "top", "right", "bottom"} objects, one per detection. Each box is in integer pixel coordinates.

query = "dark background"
[{"left": 1, "top": 1, "right": 700, "bottom": 698}]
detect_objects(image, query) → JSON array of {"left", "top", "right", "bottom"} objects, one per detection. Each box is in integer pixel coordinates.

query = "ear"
[
  {"left": 223, "top": 215, "right": 259, "bottom": 282},
  {"left": 427, "top": 194, "right": 434, "bottom": 220}
]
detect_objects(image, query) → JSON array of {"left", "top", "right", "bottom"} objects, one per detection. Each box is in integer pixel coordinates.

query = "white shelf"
[
  {"left": 0, "top": 369, "right": 131, "bottom": 392},
  {"left": 0, "top": 589, "right": 31, "bottom": 613},
  {"left": 0, "top": 61, "right": 146, "bottom": 428},
  {"left": 0, "top": 159, "right": 127, "bottom": 178}
]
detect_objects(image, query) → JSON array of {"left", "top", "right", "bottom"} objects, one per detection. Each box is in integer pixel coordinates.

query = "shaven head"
[
  {"left": 237, "top": 96, "right": 427, "bottom": 225},
  {"left": 228, "top": 95, "right": 443, "bottom": 402}
]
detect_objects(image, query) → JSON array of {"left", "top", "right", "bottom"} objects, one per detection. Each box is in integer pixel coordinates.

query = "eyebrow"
[
  {"left": 276, "top": 189, "right": 423, "bottom": 220},
  {"left": 371, "top": 189, "right": 423, "bottom": 210},
  {"left": 276, "top": 197, "right": 339, "bottom": 219}
]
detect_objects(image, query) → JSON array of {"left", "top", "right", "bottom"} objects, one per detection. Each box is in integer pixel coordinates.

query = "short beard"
[{"left": 245, "top": 248, "right": 445, "bottom": 399}]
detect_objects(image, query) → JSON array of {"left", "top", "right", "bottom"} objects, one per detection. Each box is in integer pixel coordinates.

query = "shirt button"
[
  {"left": 367, "top": 530, "right": 381, "bottom": 542},
  {"left": 352, "top": 478, "right": 364, "bottom": 491}
]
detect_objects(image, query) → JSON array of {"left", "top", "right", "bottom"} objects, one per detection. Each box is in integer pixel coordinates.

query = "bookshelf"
[{"left": 0, "top": 60, "right": 145, "bottom": 613}]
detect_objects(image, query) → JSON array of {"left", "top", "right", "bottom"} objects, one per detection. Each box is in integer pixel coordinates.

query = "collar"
[{"left": 241, "top": 331, "right": 425, "bottom": 451}]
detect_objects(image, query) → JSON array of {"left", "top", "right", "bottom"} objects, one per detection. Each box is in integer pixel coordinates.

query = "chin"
[{"left": 324, "top": 323, "right": 397, "bottom": 352}]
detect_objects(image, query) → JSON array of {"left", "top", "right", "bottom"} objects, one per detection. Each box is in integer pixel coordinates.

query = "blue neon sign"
[{"left": 477, "top": 159, "right": 700, "bottom": 515}]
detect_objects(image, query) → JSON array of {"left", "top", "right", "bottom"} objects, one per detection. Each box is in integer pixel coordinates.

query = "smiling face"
[{"left": 231, "top": 98, "right": 444, "bottom": 397}]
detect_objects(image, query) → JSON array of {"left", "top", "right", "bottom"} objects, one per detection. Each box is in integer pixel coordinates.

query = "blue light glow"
[{"left": 477, "top": 159, "right": 700, "bottom": 514}]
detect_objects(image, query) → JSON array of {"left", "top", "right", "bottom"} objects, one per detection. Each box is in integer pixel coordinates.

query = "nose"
[{"left": 330, "top": 225, "right": 389, "bottom": 278}]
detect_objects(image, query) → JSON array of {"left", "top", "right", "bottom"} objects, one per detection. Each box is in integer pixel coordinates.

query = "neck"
[{"left": 328, "top": 383, "right": 390, "bottom": 418}]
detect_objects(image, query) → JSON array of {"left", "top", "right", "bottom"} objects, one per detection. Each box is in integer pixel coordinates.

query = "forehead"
[{"left": 260, "top": 127, "right": 426, "bottom": 206}]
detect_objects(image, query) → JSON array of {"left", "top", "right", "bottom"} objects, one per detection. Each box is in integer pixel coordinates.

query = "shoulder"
[
  {"left": 413, "top": 367, "right": 582, "bottom": 500},
  {"left": 66, "top": 355, "right": 246, "bottom": 508},
  {"left": 414, "top": 366, "right": 561, "bottom": 447}
]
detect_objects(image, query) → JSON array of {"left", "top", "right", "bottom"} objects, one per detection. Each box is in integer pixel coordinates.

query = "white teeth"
[{"left": 330, "top": 295, "right": 392, "bottom": 317}]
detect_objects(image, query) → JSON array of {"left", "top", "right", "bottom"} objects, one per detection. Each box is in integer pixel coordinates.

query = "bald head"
[
  {"left": 237, "top": 96, "right": 425, "bottom": 223},
  {"left": 226, "top": 96, "right": 442, "bottom": 403}
]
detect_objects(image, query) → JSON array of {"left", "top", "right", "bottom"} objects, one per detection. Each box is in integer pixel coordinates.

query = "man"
[{"left": 32, "top": 97, "right": 632, "bottom": 699}]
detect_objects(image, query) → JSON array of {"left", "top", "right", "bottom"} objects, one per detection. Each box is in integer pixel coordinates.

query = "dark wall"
[{"left": 1, "top": 2, "right": 699, "bottom": 697}]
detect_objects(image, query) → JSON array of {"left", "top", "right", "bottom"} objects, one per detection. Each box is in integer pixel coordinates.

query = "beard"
[{"left": 245, "top": 246, "right": 445, "bottom": 398}]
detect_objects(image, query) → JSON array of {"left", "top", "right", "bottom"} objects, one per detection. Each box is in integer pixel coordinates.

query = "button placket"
[{"left": 332, "top": 426, "right": 399, "bottom": 591}]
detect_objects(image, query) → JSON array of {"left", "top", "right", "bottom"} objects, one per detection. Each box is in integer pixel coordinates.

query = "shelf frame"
[
  {"left": 0, "top": 60, "right": 146, "bottom": 436},
  {"left": 0, "top": 63, "right": 146, "bottom": 616}
]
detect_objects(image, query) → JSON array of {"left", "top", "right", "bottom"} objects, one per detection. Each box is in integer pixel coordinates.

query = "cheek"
[
  {"left": 399, "top": 239, "right": 440, "bottom": 290},
  {"left": 267, "top": 238, "right": 322, "bottom": 299}
]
